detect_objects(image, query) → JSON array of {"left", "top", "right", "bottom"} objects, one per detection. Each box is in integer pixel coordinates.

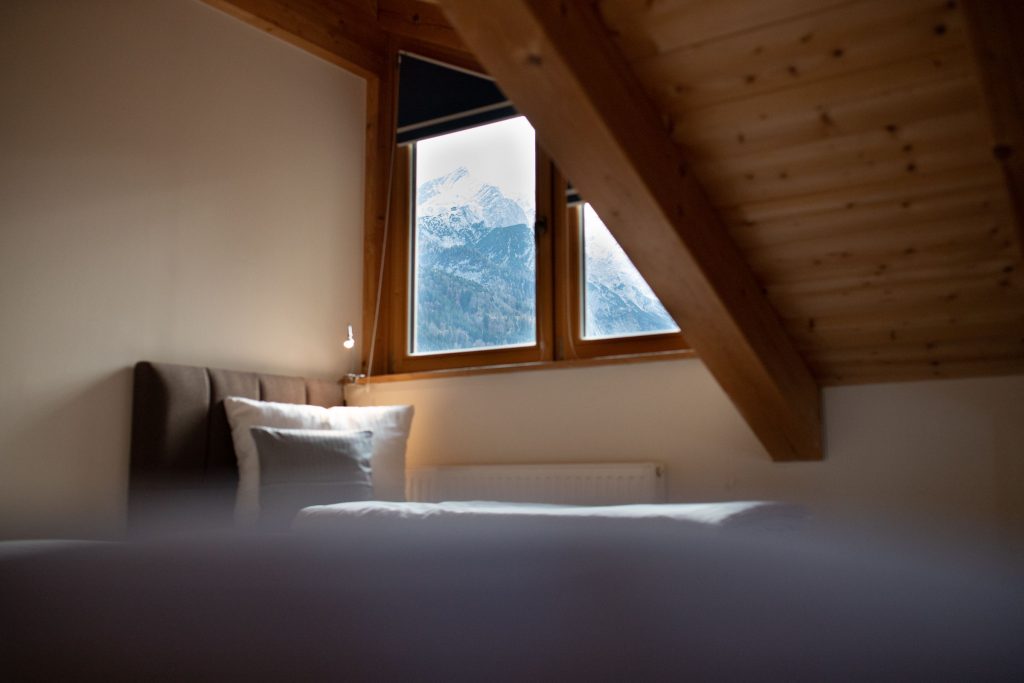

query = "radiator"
[{"left": 407, "top": 463, "right": 665, "bottom": 505}]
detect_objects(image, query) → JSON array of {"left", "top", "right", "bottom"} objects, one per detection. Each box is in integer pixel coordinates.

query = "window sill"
[{"left": 353, "top": 349, "right": 697, "bottom": 384}]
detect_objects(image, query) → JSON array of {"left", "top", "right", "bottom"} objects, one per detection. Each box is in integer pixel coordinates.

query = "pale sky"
[{"left": 416, "top": 116, "right": 535, "bottom": 209}]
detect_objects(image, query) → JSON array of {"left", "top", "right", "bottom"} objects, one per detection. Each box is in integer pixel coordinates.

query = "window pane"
[
  {"left": 412, "top": 117, "right": 536, "bottom": 355},
  {"left": 581, "top": 203, "right": 680, "bottom": 339}
]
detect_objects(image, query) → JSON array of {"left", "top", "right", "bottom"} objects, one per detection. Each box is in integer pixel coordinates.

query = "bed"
[
  {"left": 2, "top": 361, "right": 1019, "bottom": 681},
  {"left": 127, "top": 360, "right": 800, "bottom": 535}
]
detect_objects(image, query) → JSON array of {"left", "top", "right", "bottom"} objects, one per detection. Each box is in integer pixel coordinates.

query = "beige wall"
[
  {"left": 0, "top": 0, "right": 366, "bottom": 538},
  {"left": 348, "top": 360, "right": 1024, "bottom": 547}
]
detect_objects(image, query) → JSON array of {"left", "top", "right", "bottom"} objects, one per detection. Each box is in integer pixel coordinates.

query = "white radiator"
[{"left": 407, "top": 463, "right": 665, "bottom": 505}]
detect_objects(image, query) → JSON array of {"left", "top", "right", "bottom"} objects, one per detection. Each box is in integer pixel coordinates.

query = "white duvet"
[{"left": 294, "top": 499, "right": 805, "bottom": 533}]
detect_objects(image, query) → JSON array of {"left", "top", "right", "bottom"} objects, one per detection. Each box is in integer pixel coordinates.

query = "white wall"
[
  {"left": 0, "top": 0, "right": 366, "bottom": 538},
  {"left": 348, "top": 360, "right": 1024, "bottom": 548}
]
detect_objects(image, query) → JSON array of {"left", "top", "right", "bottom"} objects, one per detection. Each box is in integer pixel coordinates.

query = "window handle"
[{"left": 535, "top": 216, "right": 548, "bottom": 237}]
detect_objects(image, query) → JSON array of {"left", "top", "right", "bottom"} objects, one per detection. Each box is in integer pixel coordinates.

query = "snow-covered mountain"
[
  {"left": 414, "top": 167, "right": 536, "bottom": 353},
  {"left": 417, "top": 167, "right": 530, "bottom": 248},
  {"left": 413, "top": 167, "right": 676, "bottom": 352},
  {"left": 581, "top": 217, "right": 678, "bottom": 338}
]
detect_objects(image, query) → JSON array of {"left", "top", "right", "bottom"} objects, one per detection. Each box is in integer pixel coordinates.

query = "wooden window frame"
[
  {"left": 364, "top": 39, "right": 692, "bottom": 378},
  {"left": 556, "top": 193, "right": 690, "bottom": 361},
  {"left": 386, "top": 141, "right": 555, "bottom": 374},
  {"left": 365, "top": 50, "right": 690, "bottom": 379}
]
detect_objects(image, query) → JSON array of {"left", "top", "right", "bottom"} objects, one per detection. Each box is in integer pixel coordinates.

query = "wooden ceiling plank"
[
  {"left": 203, "top": 0, "right": 386, "bottom": 79},
  {"left": 680, "top": 75, "right": 980, "bottom": 169},
  {"left": 723, "top": 162, "right": 1004, "bottom": 223},
  {"left": 668, "top": 46, "right": 973, "bottom": 152},
  {"left": 960, "top": 0, "right": 1024, "bottom": 251},
  {"left": 600, "top": 0, "right": 856, "bottom": 59},
  {"left": 698, "top": 107, "right": 984, "bottom": 177},
  {"left": 786, "top": 302, "right": 1024, "bottom": 347},
  {"left": 767, "top": 261, "right": 1021, "bottom": 309},
  {"left": 808, "top": 338, "right": 1024, "bottom": 368},
  {"left": 768, "top": 269, "right": 1024, "bottom": 322},
  {"left": 696, "top": 114, "right": 992, "bottom": 207},
  {"left": 628, "top": 0, "right": 964, "bottom": 112},
  {"left": 732, "top": 186, "right": 1007, "bottom": 250},
  {"left": 769, "top": 257, "right": 1020, "bottom": 295},
  {"left": 438, "top": 0, "right": 823, "bottom": 461},
  {"left": 748, "top": 218, "right": 1016, "bottom": 285},
  {"left": 819, "top": 357, "right": 1024, "bottom": 385},
  {"left": 793, "top": 318, "right": 1024, "bottom": 352}
]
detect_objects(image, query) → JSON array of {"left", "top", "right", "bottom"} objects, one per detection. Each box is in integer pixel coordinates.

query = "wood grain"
[
  {"left": 205, "top": 0, "right": 1024, "bottom": 386},
  {"left": 203, "top": 0, "right": 386, "bottom": 79},
  {"left": 378, "top": 0, "right": 469, "bottom": 55},
  {"left": 439, "top": 0, "right": 823, "bottom": 461},
  {"left": 600, "top": 0, "right": 1024, "bottom": 384},
  {"left": 961, "top": 0, "right": 1024, "bottom": 249}
]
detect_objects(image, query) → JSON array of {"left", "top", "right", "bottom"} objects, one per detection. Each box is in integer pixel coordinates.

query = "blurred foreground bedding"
[{"left": 1, "top": 516, "right": 1021, "bottom": 682}]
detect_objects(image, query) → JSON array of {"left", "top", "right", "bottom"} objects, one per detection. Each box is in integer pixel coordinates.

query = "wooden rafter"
[
  {"left": 437, "top": 0, "right": 823, "bottom": 461},
  {"left": 202, "top": 0, "right": 386, "bottom": 79}
]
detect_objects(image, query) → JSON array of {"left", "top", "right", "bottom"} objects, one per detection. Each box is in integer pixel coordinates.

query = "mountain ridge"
[{"left": 413, "top": 167, "right": 676, "bottom": 352}]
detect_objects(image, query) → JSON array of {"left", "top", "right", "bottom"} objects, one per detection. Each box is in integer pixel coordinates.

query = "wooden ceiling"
[
  {"left": 204, "top": 0, "right": 1024, "bottom": 460},
  {"left": 597, "top": 0, "right": 1024, "bottom": 385}
]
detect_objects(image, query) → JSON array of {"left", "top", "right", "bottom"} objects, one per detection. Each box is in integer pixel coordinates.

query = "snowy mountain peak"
[
  {"left": 443, "top": 165, "right": 469, "bottom": 184},
  {"left": 417, "top": 167, "right": 530, "bottom": 240}
]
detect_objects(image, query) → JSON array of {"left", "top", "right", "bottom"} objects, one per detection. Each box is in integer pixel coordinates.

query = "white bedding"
[{"left": 294, "top": 499, "right": 806, "bottom": 533}]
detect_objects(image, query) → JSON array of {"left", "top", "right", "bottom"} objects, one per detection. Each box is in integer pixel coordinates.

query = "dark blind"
[
  {"left": 397, "top": 53, "right": 518, "bottom": 144},
  {"left": 566, "top": 183, "right": 582, "bottom": 206}
]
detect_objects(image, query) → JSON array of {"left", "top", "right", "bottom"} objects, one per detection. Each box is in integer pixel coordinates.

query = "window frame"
[
  {"left": 372, "top": 80, "right": 689, "bottom": 378},
  {"left": 557, "top": 196, "right": 690, "bottom": 361},
  {"left": 387, "top": 141, "right": 555, "bottom": 375}
]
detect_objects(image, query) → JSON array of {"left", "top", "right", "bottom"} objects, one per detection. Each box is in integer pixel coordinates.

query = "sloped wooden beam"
[
  {"left": 438, "top": 0, "right": 822, "bottom": 461},
  {"left": 203, "top": 0, "right": 386, "bottom": 79},
  {"left": 961, "top": 0, "right": 1024, "bottom": 250}
]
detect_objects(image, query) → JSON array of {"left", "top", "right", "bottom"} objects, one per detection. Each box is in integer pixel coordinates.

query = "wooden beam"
[
  {"left": 438, "top": 0, "right": 823, "bottom": 461},
  {"left": 377, "top": 0, "right": 484, "bottom": 74},
  {"left": 961, "top": 0, "right": 1024, "bottom": 251},
  {"left": 379, "top": 0, "right": 468, "bottom": 55},
  {"left": 203, "top": 0, "right": 386, "bottom": 79}
]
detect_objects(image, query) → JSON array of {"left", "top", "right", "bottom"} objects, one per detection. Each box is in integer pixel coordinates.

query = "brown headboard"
[{"left": 129, "top": 361, "right": 343, "bottom": 527}]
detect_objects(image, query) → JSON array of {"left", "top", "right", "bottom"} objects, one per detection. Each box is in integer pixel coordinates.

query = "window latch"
[{"left": 535, "top": 216, "right": 548, "bottom": 237}]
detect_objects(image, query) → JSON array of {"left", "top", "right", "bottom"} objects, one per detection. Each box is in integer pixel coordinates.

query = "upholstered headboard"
[{"left": 129, "top": 361, "right": 344, "bottom": 527}]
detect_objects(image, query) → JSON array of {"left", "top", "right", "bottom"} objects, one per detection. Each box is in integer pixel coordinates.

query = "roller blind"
[{"left": 397, "top": 53, "right": 518, "bottom": 144}]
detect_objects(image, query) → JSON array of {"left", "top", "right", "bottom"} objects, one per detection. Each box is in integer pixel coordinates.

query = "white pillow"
[
  {"left": 323, "top": 405, "right": 414, "bottom": 504},
  {"left": 223, "top": 397, "right": 414, "bottom": 524}
]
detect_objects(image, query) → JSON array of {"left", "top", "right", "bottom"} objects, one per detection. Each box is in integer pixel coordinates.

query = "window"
[
  {"left": 559, "top": 200, "right": 688, "bottom": 362},
  {"left": 579, "top": 203, "right": 680, "bottom": 340},
  {"left": 388, "top": 116, "right": 553, "bottom": 374},
  {"left": 412, "top": 117, "right": 537, "bottom": 355},
  {"left": 375, "top": 54, "right": 687, "bottom": 377}
]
